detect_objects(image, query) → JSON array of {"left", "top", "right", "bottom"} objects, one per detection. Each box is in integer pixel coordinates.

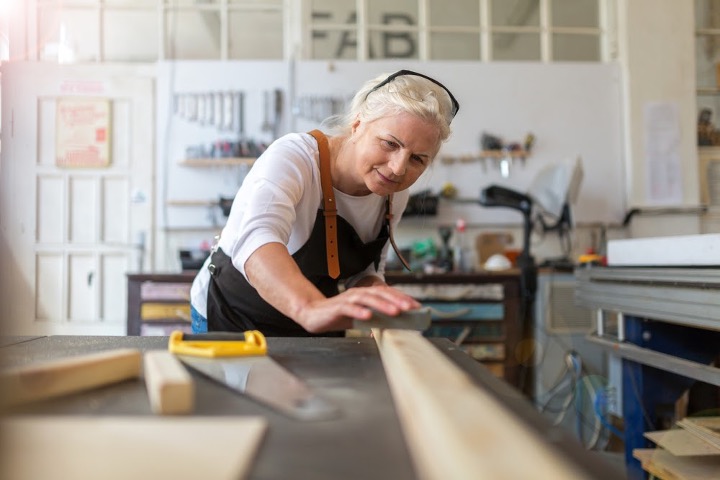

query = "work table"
[{"left": 0, "top": 335, "right": 620, "bottom": 479}]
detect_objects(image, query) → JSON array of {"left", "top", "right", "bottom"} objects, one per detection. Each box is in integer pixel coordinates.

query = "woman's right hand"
[
  {"left": 246, "top": 243, "right": 420, "bottom": 334},
  {"left": 296, "top": 284, "right": 421, "bottom": 334}
]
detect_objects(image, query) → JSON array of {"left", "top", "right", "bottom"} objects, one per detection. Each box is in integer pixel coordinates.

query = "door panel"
[
  {"left": 1, "top": 63, "right": 154, "bottom": 335},
  {"left": 68, "top": 254, "right": 96, "bottom": 321},
  {"left": 102, "top": 254, "right": 128, "bottom": 322},
  {"left": 37, "top": 175, "right": 64, "bottom": 243},
  {"left": 102, "top": 177, "right": 129, "bottom": 243},
  {"left": 69, "top": 177, "right": 97, "bottom": 244},
  {"left": 35, "top": 254, "right": 64, "bottom": 321}
]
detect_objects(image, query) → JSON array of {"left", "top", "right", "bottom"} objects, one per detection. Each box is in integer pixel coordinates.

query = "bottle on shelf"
[{"left": 453, "top": 218, "right": 474, "bottom": 272}]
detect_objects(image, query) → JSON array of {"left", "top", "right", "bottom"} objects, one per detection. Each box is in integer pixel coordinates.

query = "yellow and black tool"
[
  {"left": 169, "top": 330, "right": 340, "bottom": 421},
  {"left": 169, "top": 330, "right": 267, "bottom": 357}
]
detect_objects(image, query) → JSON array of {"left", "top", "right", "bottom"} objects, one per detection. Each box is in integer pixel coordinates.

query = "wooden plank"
[
  {"left": 634, "top": 448, "right": 720, "bottom": 480},
  {"left": 678, "top": 418, "right": 720, "bottom": 450},
  {"left": 0, "top": 416, "right": 267, "bottom": 480},
  {"left": 373, "top": 328, "right": 589, "bottom": 480},
  {"left": 645, "top": 430, "right": 720, "bottom": 456},
  {"left": 0, "top": 348, "right": 142, "bottom": 410},
  {"left": 144, "top": 351, "right": 194, "bottom": 415}
]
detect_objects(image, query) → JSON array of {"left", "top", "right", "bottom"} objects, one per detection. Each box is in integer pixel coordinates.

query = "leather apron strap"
[{"left": 308, "top": 130, "right": 340, "bottom": 279}]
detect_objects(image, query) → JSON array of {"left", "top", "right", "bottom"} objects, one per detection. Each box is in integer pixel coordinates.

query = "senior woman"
[{"left": 190, "top": 70, "right": 459, "bottom": 336}]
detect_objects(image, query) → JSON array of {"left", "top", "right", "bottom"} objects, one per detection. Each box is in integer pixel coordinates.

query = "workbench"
[
  {"left": 575, "top": 266, "right": 720, "bottom": 480},
  {"left": 0, "top": 335, "right": 620, "bottom": 479},
  {"left": 128, "top": 271, "right": 529, "bottom": 392}
]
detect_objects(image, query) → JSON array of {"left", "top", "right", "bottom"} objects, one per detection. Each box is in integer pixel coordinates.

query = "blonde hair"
[{"left": 324, "top": 72, "right": 454, "bottom": 144}]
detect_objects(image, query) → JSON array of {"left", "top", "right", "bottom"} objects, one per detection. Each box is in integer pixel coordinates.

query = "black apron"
[{"left": 206, "top": 134, "right": 391, "bottom": 337}]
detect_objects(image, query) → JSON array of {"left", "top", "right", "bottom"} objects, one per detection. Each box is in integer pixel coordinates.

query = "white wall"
[
  {"left": 618, "top": 0, "right": 699, "bottom": 210},
  {"left": 155, "top": 60, "right": 626, "bottom": 269}
]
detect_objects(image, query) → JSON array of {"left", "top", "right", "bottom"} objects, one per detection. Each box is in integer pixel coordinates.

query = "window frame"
[{"left": 20, "top": 0, "right": 613, "bottom": 63}]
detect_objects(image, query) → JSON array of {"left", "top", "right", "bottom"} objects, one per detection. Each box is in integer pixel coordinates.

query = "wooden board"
[
  {"left": 0, "top": 416, "right": 267, "bottom": 480},
  {"left": 0, "top": 348, "right": 142, "bottom": 410},
  {"left": 373, "top": 328, "right": 589, "bottom": 480},
  {"left": 645, "top": 430, "right": 720, "bottom": 457},
  {"left": 634, "top": 448, "right": 720, "bottom": 480},
  {"left": 144, "top": 350, "right": 195, "bottom": 415},
  {"left": 678, "top": 417, "right": 720, "bottom": 451}
]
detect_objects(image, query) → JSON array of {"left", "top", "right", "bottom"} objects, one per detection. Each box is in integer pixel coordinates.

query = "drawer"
[
  {"left": 482, "top": 362, "right": 505, "bottom": 378},
  {"left": 140, "top": 303, "right": 191, "bottom": 321},
  {"left": 424, "top": 302, "right": 504, "bottom": 321},
  {"left": 140, "top": 282, "right": 191, "bottom": 301},
  {"left": 140, "top": 323, "right": 192, "bottom": 336},
  {"left": 393, "top": 283, "right": 504, "bottom": 301},
  {"left": 425, "top": 323, "right": 504, "bottom": 342},
  {"left": 459, "top": 343, "right": 505, "bottom": 361}
]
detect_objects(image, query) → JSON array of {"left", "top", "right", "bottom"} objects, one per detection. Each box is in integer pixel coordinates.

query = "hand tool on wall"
[
  {"left": 169, "top": 330, "right": 340, "bottom": 421},
  {"left": 272, "top": 88, "right": 283, "bottom": 140},
  {"left": 214, "top": 92, "right": 224, "bottom": 130},
  {"left": 352, "top": 307, "right": 432, "bottom": 331},
  {"left": 222, "top": 92, "right": 233, "bottom": 131},
  {"left": 0, "top": 349, "right": 142, "bottom": 410},
  {"left": 261, "top": 91, "right": 272, "bottom": 133}
]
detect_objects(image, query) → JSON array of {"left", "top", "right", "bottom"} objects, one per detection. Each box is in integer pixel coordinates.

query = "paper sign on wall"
[
  {"left": 644, "top": 101, "right": 683, "bottom": 205},
  {"left": 56, "top": 98, "right": 112, "bottom": 168}
]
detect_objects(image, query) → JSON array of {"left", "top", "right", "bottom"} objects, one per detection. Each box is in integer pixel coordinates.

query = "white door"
[{"left": 0, "top": 63, "right": 154, "bottom": 336}]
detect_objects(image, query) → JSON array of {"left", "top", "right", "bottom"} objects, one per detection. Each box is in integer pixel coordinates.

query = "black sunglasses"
[{"left": 364, "top": 69, "right": 460, "bottom": 119}]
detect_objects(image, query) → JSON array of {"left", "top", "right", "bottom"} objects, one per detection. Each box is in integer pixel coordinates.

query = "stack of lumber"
[{"left": 634, "top": 417, "right": 720, "bottom": 479}]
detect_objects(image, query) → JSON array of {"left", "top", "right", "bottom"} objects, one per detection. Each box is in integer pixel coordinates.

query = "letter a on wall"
[{"left": 56, "top": 97, "right": 112, "bottom": 168}]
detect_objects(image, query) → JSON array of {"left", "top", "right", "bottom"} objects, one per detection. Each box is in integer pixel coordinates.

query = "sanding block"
[{"left": 352, "top": 307, "right": 432, "bottom": 331}]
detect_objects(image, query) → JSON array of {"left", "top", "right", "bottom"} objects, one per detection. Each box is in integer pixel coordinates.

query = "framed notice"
[{"left": 56, "top": 97, "right": 112, "bottom": 168}]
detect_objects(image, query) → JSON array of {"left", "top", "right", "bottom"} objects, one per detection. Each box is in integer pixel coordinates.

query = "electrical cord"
[
  {"left": 538, "top": 351, "right": 583, "bottom": 424},
  {"left": 536, "top": 350, "right": 622, "bottom": 451},
  {"left": 580, "top": 375, "right": 607, "bottom": 450},
  {"left": 594, "top": 387, "right": 624, "bottom": 439}
]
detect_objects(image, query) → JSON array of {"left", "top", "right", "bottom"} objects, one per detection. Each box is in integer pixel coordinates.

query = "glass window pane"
[
  {"left": 311, "top": 29, "right": 357, "bottom": 59},
  {"left": 164, "top": 0, "right": 219, "bottom": 5},
  {"left": 309, "top": 0, "right": 355, "bottom": 26},
  {"left": 696, "top": 0, "right": 720, "bottom": 29},
  {"left": 368, "top": 0, "right": 417, "bottom": 27},
  {"left": 697, "top": 35, "right": 720, "bottom": 89},
  {"left": 229, "top": 10, "right": 283, "bottom": 59},
  {"left": 104, "top": 9, "right": 158, "bottom": 61},
  {"left": 39, "top": 6, "right": 99, "bottom": 62},
  {"left": 492, "top": 32, "right": 540, "bottom": 60},
  {"left": 38, "top": 0, "right": 98, "bottom": 5},
  {"left": 369, "top": 30, "right": 418, "bottom": 59},
  {"left": 430, "top": 0, "right": 479, "bottom": 27},
  {"left": 552, "top": 34, "right": 599, "bottom": 61},
  {"left": 430, "top": 32, "right": 480, "bottom": 60},
  {"left": 104, "top": 0, "right": 158, "bottom": 6},
  {"left": 164, "top": 10, "right": 221, "bottom": 60},
  {"left": 551, "top": 0, "right": 598, "bottom": 28},
  {"left": 229, "top": 0, "right": 282, "bottom": 4},
  {"left": 491, "top": 0, "right": 540, "bottom": 27}
]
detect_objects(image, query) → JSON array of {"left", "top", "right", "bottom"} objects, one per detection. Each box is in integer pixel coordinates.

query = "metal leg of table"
[{"left": 622, "top": 315, "right": 720, "bottom": 480}]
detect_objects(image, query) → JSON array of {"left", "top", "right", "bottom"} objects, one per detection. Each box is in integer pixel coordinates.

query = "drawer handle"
[{"left": 428, "top": 307, "right": 472, "bottom": 319}]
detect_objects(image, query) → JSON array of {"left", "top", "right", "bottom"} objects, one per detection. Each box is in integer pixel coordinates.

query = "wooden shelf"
[
  {"left": 439, "top": 150, "right": 530, "bottom": 165},
  {"left": 479, "top": 149, "right": 529, "bottom": 159},
  {"left": 166, "top": 199, "right": 218, "bottom": 207},
  {"left": 698, "top": 87, "right": 720, "bottom": 95},
  {"left": 179, "top": 158, "right": 255, "bottom": 167}
]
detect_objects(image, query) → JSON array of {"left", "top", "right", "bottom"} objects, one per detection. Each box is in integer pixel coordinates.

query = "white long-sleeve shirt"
[{"left": 190, "top": 132, "right": 409, "bottom": 317}]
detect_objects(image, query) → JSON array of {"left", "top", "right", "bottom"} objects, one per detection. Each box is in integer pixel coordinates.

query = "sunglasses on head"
[{"left": 364, "top": 70, "right": 460, "bottom": 120}]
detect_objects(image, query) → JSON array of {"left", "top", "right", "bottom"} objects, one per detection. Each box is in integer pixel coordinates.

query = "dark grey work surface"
[{"left": 0, "top": 335, "right": 623, "bottom": 480}]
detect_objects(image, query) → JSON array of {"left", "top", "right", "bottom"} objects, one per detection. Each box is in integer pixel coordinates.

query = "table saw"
[{"left": 0, "top": 335, "right": 621, "bottom": 479}]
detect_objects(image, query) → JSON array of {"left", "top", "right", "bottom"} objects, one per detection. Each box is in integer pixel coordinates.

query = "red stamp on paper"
[{"left": 96, "top": 128, "right": 106, "bottom": 142}]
